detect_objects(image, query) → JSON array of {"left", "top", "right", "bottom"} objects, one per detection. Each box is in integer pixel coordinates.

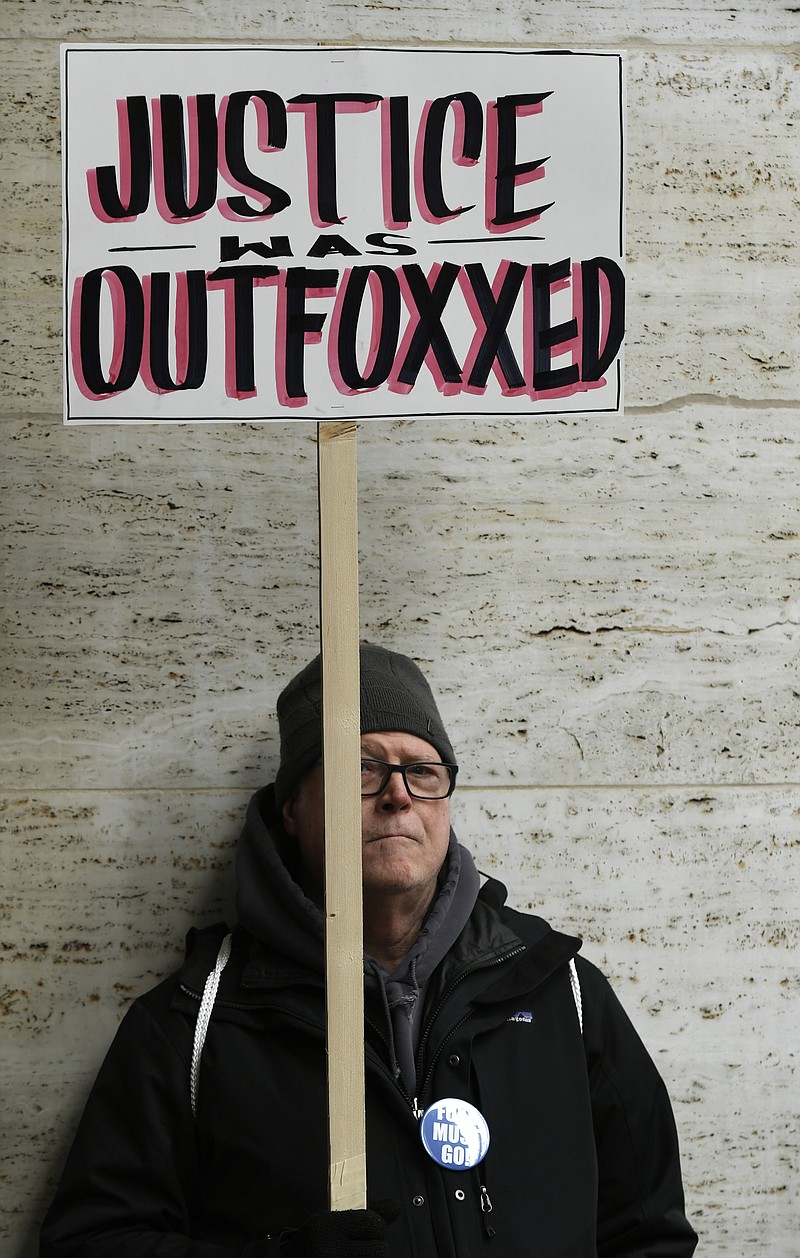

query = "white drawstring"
[
  {"left": 569, "top": 957, "right": 583, "bottom": 1034},
  {"left": 190, "top": 932, "right": 232, "bottom": 1118}
]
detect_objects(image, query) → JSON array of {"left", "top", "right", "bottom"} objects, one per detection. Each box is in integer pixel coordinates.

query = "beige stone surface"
[
  {"left": 0, "top": 0, "right": 794, "bottom": 45},
  {"left": 2, "top": 2, "right": 799, "bottom": 1254},
  {"left": 4, "top": 410, "right": 799, "bottom": 790}
]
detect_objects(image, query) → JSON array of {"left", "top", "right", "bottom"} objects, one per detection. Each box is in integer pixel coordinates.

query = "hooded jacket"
[{"left": 40, "top": 786, "right": 697, "bottom": 1258}]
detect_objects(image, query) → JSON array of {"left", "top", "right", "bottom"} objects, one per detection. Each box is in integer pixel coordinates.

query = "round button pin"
[{"left": 419, "top": 1098, "right": 490, "bottom": 1170}]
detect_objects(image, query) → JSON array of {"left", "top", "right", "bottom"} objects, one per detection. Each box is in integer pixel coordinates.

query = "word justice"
[
  {"left": 88, "top": 90, "right": 556, "bottom": 232},
  {"left": 70, "top": 256, "right": 625, "bottom": 406}
]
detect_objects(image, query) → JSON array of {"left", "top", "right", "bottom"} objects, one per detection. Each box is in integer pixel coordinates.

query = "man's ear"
[{"left": 282, "top": 795, "right": 298, "bottom": 836}]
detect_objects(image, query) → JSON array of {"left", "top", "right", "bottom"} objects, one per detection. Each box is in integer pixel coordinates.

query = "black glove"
[{"left": 282, "top": 1200, "right": 400, "bottom": 1258}]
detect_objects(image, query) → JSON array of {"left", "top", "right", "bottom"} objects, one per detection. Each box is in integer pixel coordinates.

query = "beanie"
[{"left": 274, "top": 644, "right": 455, "bottom": 811}]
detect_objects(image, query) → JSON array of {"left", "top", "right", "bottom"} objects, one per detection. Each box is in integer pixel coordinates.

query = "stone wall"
[{"left": 2, "top": 3, "right": 798, "bottom": 1254}]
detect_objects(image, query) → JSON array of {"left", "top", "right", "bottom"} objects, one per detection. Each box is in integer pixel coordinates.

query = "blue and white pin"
[{"left": 419, "top": 1098, "right": 490, "bottom": 1170}]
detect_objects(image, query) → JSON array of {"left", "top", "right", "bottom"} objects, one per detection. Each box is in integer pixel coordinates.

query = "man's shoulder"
[
  {"left": 127, "top": 922, "right": 234, "bottom": 1024},
  {"left": 448, "top": 878, "right": 583, "bottom": 1002},
  {"left": 148, "top": 921, "right": 316, "bottom": 1010},
  {"left": 477, "top": 875, "right": 580, "bottom": 954}
]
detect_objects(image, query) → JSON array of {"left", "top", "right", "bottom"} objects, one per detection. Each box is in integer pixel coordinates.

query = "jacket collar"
[
  {"left": 177, "top": 875, "right": 580, "bottom": 1015},
  {"left": 419, "top": 877, "right": 581, "bottom": 1013}
]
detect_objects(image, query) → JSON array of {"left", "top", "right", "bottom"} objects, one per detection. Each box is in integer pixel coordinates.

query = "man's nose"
[{"left": 378, "top": 768, "right": 412, "bottom": 806}]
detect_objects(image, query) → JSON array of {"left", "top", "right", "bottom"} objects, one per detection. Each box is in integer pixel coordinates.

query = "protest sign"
[
  {"left": 62, "top": 45, "right": 625, "bottom": 424},
  {"left": 59, "top": 42, "right": 626, "bottom": 1211}
]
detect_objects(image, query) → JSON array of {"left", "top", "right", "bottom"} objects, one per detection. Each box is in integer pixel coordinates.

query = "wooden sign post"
[{"left": 317, "top": 421, "right": 367, "bottom": 1211}]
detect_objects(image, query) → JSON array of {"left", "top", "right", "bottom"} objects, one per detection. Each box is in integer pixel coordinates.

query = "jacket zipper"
[
  {"left": 179, "top": 982, "right": 327, "bottom": 1030},
  {"left": 479, "top": 1183, "right": 496, "bottom": 1237},
  {"left": 415, "top": 943, "right": 526, "bottom": 1107},
  {"left": 411, "top": 943, "right": 525, "bottom": 1244},
  {"left": 370, "top": 942, "right": 525, "bottom": 1120}
]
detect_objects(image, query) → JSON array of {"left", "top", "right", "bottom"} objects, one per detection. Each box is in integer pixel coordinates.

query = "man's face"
[{"left": 282, "top": 731, "right": 452, "bottom": 905}]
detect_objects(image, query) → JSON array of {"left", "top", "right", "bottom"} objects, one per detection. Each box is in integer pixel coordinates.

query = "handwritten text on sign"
[{"left": 62, "top": 47, "right": 625, "bottom": 423}]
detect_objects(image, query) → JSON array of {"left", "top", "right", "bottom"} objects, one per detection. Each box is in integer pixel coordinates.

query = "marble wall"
[{"left": 2, "top": 3, "right": 798, "bottom": 1254}]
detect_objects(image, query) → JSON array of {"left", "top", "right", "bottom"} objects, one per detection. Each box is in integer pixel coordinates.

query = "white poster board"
[{"left": 62, "top": 45, "right": 625, "bottom": 424}]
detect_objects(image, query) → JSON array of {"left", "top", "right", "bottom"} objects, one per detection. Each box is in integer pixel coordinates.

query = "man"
[{"left": 41, "top": 644, "right": 697, "bottom": 1257}]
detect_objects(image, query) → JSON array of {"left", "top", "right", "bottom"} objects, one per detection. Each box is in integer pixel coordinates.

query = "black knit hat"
[{"left": 274, "top": 644, "right": 455, "bottom": 811}]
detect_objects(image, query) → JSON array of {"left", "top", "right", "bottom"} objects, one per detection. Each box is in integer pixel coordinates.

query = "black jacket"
[{"left": 41, "top": 790, "right": 697, "bottom": 1258}]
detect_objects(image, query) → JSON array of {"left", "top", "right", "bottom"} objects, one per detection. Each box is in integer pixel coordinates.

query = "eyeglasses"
[{"left": 361, "top": 759, "right": 458, "bottom": 800}]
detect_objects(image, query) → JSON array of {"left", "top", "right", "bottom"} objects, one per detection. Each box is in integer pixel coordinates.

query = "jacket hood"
[{"left": 235, "top": 784, "right": 326, "bottom": 974}]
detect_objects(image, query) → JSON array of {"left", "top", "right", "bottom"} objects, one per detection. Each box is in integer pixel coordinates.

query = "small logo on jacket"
[{"left": 507, "top": 1011, "right": 534, "bottom": 1024}]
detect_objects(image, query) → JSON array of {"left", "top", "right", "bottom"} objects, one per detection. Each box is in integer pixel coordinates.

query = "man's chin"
[{"left": 362, "top": 856, "right": 422, "bottom": 893}]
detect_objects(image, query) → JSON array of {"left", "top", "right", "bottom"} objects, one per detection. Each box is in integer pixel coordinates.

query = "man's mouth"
[{"left": 364, "top": 831, "right": 418, "bottom": 844}]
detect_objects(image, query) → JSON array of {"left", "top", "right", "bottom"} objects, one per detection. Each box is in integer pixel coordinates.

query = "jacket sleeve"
[
  {"left": 39, "top": 995, "right": 279, "bottom": 1258},
  {"left": 577, "top": 958, "right": 699, "bottom": 1258}
]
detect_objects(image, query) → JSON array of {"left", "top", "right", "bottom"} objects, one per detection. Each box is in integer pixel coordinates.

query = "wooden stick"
[{"left": 317, "top": 420, "right": 367, "bottom": 1212}]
